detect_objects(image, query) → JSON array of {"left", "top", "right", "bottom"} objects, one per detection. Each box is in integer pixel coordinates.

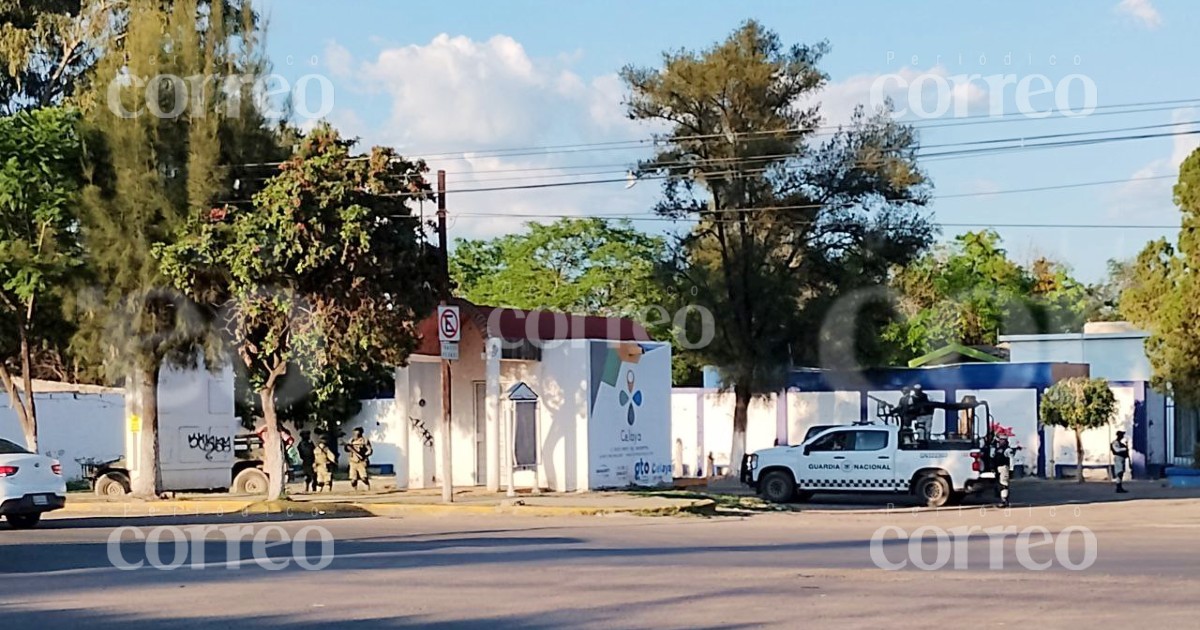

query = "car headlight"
[{"left": 748, "top": 454, "right": 758, "bottom": 469}]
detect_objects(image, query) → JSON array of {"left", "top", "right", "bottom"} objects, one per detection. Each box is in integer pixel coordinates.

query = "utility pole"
[{"left": 437, "top": 169, "right": 453, "bottom": 504}]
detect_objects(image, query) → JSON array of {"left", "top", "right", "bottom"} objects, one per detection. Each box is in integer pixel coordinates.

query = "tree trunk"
[
  {"left": 1, "top": 366, "right": 35, "bottom": 452},
  {"left": 130, "top": 364, "right": 163, "bottom": 498},
  {"left": 14, "top": 322, "right": 38, "bottom": 452},
  {"left": 729, "top": 383, "right": 750, "bottom": 478},
  {"left": 260, "top": 385, "right": 287, "bottom": 500},
  {"left": 1074, "top": 427, "right": 1085, "bottom": 483}
]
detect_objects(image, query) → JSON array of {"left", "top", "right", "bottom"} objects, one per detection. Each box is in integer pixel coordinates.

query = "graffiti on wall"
[{"left": 187, "top": 432, "right": 232, "bottom": 460}]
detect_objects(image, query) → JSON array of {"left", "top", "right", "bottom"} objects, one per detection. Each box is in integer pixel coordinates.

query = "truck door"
[
  {"left": 800, "top": 429, "right": 852, "bottom": 490},
  {"left": 849, "top": 429, "right": 896, "bottom": 489}
]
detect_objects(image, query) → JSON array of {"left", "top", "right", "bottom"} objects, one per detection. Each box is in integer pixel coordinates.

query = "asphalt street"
[{"left": 2, "top": 497, "right": 1198, "bottom": 628}]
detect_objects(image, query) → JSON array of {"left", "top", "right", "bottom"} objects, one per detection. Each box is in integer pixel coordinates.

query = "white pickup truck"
[{"left": 741, "top": 423, "right": 996, "bottom": 507}]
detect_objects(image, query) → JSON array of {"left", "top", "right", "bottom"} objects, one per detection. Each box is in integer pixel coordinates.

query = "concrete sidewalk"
[{"left": 56, "top": 485, "right": 713, "bottom": 519}]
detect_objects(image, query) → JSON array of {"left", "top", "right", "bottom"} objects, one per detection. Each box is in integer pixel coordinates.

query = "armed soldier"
[
  {"left": 313, "top": 429, "right": 336, "bottom": 492},
  {"left": 345, "top": 427, "right": 374, "bottom": 491},
  {"left": 1112, "top": 430, "right": 1130, "bottom": 493},
  {"left": 298, "top": 430, "right": 317, "bottom": 493},
  {"left": 989, "top": 435, "right": 1021, "bottom": 508}
]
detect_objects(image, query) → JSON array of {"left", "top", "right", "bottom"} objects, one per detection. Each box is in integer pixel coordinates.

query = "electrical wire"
[{"left": 224, "top": 96, "right": 1200, "bottom": 172}]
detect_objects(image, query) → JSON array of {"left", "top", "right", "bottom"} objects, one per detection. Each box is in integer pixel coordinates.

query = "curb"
[{"left": 52, "top": 499, "right": 715, "bottom": 519}]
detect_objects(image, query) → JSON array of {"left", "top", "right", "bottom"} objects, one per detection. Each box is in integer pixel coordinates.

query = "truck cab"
[{"left": 742, "top": 423, "right": 995, "bottom": 507}]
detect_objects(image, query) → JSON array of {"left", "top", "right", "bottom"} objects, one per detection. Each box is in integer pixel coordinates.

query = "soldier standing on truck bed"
[
  {"left": 313, "top": 429, "right": 336, "bottom": 492},
  {"left": 345, "top": 427, "right": 373, "bottom": 491}
]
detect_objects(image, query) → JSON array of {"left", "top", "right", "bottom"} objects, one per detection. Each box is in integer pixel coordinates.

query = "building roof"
[
  {"left": 908, "top": 343, "right": 1009, "bottom": 368},
  {"left": 17, "top": 379, "right": 122, "bottom": 396},
  {"left": 413, "top": 298, "right": 651, "bottom": 358},
  {"left": 784, "top": 361, "right": 1091, "bottom": 393},
  {"left": 1000, "top": 321, "right": 1149, "bottom": 343}
]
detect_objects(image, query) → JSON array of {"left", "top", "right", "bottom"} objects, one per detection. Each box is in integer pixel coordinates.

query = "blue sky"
[{"left": 254, "top": 0, "right": 1199, "bottom": 282}]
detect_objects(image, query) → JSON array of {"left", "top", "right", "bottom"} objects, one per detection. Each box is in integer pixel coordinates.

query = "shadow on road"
[{"left": 0, "top": 601, "right": 769, "bottom": 629}]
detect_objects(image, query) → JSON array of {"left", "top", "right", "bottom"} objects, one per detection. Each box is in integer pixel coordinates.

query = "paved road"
[{"left": 2, "top": 497, "right": 1198, "bottom": 628}]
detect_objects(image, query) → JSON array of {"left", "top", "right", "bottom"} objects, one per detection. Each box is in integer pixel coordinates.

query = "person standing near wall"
[
  {"left": 298, "top": 430, "right": 317, "bottom": 492},
  {"left": 1112, "top": 430, "right": 1130, "bottom": 493},
  {"left": 991, "top": 436, "right": 1017, "bottom": 508},
  {"left": 313, "top": 429, "right": 335, "bottom": 492},
  {"left": 345, "top": 427, "right": 373, "bottom": 491}
]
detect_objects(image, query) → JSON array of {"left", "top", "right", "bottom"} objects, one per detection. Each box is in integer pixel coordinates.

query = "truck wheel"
[
  {"left": 233, "top": 468, "right": 269, "bottom": 495},
  {"left": 915, "top": 474, "right": 951, "bottom": 508},
  {"left": 6, "top": 513, "right": 41, "bottom": 529},
  {"left": 94, "top": 472, "right": 130, "bottom": 497},
  {"left": 759, "top": 470, "right": 797, "bottom": 503}
]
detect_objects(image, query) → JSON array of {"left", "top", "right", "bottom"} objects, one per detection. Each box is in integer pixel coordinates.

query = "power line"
[
  {"left": 448, "top": 210, "right": 1182, "bottom": 230},
  {"left": 438, "top": 171, "right": 1174, "bottom": 218},
  {"left": 414, "top": 96, "right": 1200, "bottom": 161},
  {"left": 376, "top": 127, "right": 1200, "bottom": 197},
  {"left": 456, "top": 120, "right": 1198, "bottom": 184},
  {"left": 224, "top": 96, "right": 1200, "bottom": 172}
]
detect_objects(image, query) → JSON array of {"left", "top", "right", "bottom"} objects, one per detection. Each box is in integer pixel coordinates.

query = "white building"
[
  {"left": 676, "top": 360, "right": 1089, "bottom": 479},
  {"left": 346, "top": 301, "right": 673, "bottom": 493},
  {"left": 1002, "top": 321, "right": 1183, "bottom": 473}
]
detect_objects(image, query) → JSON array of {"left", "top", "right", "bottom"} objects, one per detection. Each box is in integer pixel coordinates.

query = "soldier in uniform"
[
  {"left": 313, "top": 429, "right": 336, "bottom": 492},
  {"left": 298, "top": 430, "right": 317, "bottom": 493},
  {"left": 992, "top": 436, "right": 1014, "bottom": 508},
  {"left": 345, "top": 427, "right": 373, "bottom": 491},
  {"left": 1111, "top": 430, "right": 1130, "bottom": 493}
]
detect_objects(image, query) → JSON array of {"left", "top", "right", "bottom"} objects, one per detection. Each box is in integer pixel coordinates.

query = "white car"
[{"left": 0, "top": 438, "right": 67, "bottom": 529}]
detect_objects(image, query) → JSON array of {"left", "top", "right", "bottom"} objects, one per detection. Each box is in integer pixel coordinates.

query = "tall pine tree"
[{"left": 74, "top": 0, "right": 284, "bottom": 497}]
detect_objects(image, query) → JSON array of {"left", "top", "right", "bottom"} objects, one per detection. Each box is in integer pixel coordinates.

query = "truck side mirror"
[{"left": 803, "top": 445, "right": 812, "bottom": 456}]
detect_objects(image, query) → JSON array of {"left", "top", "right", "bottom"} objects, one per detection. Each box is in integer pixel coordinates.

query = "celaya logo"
[
  {"left": 634, "top": 459, "right": 670, "bottom": 480},
  {"left": 619, "top": 369, "right": 643, "bottom": 426}
]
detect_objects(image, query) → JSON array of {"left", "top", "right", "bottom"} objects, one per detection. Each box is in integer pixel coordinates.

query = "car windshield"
[{"left": 0, "top": 438, "right": 32, "bottom": 455}]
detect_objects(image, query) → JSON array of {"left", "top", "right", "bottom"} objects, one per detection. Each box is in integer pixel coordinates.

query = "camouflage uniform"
[
  {"left": 346, "top": 434, "right": 373, "bottom": 489},
  {"left": 313, "top": 441, "right": 335, "bottom": 491}
]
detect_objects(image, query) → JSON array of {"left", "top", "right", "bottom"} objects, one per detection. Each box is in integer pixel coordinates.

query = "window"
[
  {"left": 804, "top": 425, "right": 840, "bottom": 443},
  {"left": 513, "top": 401, "right": 538, "bottom": 468},
  {"left": 853, "top": 431, "right": 889, "bottom": 452},
  {"left": 0, "top": 438, "right": 31, "bottom": 455},
  {"left": 1174, "top": 401, "right": 1199, "bottom": 459},
  {"left": 808, "top": 431, "right": 850, "bottom": 452}
]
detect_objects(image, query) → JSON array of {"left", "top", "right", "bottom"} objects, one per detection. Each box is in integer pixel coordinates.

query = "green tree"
[
  {"left": 0, "top": 0, "right": 126, "bottom": 113},
  {"left": 622, "top": 21, "right": 934, "bottom": 468},
  {"left": 1121, "top": 148, "right": 1200, "bottom": 404},
  {"left": 158, "top": 125, "right": 440, "bottom": 499},
  {"left": 73, "top": 0, "right": 280, "bottom": 497},
  {"left": 1087, "top": 258, "right": 1136, "bottom": 323},
  {"left": 1040, "top": 377, "right": 1117, "bottom": 482},
  {"left": 451, "top": 217, "right": 701, "bottom": 384},
  {"left": 885, "top": 230, "right": 1094, "bottom": 361},
  {"left": 0, "top": 107, "right": 82, "bottom": 450}
]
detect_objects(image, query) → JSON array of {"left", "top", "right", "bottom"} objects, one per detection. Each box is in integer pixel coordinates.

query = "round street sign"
[{"left": 438, "top": 305, "right": 461, "bottom": 342}]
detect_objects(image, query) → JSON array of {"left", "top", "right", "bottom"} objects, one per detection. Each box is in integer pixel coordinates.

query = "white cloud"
[
  {"left": 802, "top": 66, "right": 990, "bottom": 129},
  {"left": 1115, "top": 0, "right": 1163, "bottom": 29},
  {"left": 1112, "top": 107, "right": 1200, "bottom": 218},
  {"left": 316, "top": 34, "right": 661, "bottom": 240},
  {"left": 323, "top": 41, "right": 354, "bottom": 78}
]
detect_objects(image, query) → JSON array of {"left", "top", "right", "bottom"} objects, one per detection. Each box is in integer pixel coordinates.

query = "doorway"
[{"left": 473, "top": 381, "right": 487, "bottom": 485}]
